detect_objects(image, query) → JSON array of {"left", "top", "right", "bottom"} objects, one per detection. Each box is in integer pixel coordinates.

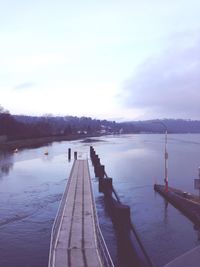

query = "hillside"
[{"left": 1, "top": 108, "right": 200, "bottom": 142}]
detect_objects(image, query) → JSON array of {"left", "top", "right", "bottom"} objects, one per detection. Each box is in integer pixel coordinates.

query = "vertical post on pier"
[
  {"left": 74, "top": 151, "right": 77, "bottom": 160},
  {"left": 68, "top": 148, "right": 71, "bottom": 161},
  {"left": 199, "top": 167, "right": 200, "bottom": 199},
  {"left": 164, "top": 130, "right": 168, "bottom": 192},
  {"left": 153, "top": 121, "right": 169, "bottom": 192}
]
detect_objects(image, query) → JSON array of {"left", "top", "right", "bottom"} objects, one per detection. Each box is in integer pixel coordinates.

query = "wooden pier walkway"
[{"left": 48, "top": 159, "right": 114, "bottom": 267}]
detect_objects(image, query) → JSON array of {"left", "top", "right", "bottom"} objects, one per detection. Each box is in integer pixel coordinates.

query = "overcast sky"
[{"left": 1, "top": 1, "right": 200, "bottom": 120}]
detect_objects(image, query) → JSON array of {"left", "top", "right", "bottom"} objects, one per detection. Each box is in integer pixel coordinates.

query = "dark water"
[{"left": 0, "top": 134, "right": 200, "bottom": 267}]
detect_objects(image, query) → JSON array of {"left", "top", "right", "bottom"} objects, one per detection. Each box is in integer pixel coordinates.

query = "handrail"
[
  {"left": 48, "top": 161, "right": 76, "bottom": 267},
  {"left": 130, "top": 223, "right": 154, "bottom": 267},
  {"left": 111, "top": 186, "right": 121, "bottom": 204}
]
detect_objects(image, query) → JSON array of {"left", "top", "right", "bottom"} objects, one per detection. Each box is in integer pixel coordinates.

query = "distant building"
[{"left": 77, "top": 131, "right": 87, "bottom": 135}]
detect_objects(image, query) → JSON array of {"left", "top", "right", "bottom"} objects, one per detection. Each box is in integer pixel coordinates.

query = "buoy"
[
  {"left": 44, "top": 151, "right": 48, "bottom": 155},
  {"left": 14, "top": 148, "right": 18, "bottom": 153}
]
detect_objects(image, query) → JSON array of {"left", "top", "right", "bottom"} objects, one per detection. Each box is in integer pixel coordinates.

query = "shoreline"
[{"left": 0, "top": 134, "right": 102, "bottom": 150}]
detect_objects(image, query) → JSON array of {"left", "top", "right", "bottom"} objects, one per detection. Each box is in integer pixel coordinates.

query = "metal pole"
[
  {"left": 199, "top": 167, "right": 200, "bottom": 199},
  {"left": 164, "top": 130, "right": 168, "bottom": 192},
  {"left": 153, "top": 121, "right": 169, "bottom": 192}
]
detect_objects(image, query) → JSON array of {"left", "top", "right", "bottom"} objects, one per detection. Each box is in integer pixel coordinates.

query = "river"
[{"left": 0, "top": 134, "right": 200, "bottom": 267}]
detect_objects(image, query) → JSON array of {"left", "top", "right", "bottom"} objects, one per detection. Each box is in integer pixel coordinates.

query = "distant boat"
[
  {"left": 44, "top": 150, "right": 49, "bottom": 155},
  {"left": 14, "top": 148, "right": 18, "bottom": 153}
]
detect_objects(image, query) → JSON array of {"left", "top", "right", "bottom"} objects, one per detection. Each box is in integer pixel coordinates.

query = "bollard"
[
  {"left": 90, "top": 146, "right": 95, "bottom": 156},
  {"left": 90, "top": 146, "right": 95, "bottom": 158},
  {"left": 90, "top": 147, "right": 97, "bottom": 165},
  {"left": 94, "top": 158, "right": 101, "bottom": 177},
  {"left": 68, "top": 148, "right": 71, "bottom": 161},
  {"left": 94, "top": 155, "right": 100, "bottom": 166},
  {"left": 74, "top": 151, "right": 77, "bottom": 160},
  {"left": 91, "top": 151, "right": 96, "bottom": 163},
  {"left": 96, "top": 165, "right": 105, "bottom": 178}
]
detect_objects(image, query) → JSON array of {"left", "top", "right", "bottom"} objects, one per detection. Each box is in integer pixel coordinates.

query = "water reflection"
[
  {"left": 42, "top": 153, "right": 54, "bottom": 162},
  {"left": 193, "top": 224, "right": 200, "bottom": 241},
  {"left": 163, "top": 199, "right": 168, "bottom": 225},
  {"left": 0, "top": 150, "right": 14, "bottom": 178}
]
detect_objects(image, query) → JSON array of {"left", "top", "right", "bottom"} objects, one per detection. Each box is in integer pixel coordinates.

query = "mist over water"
[{"left": 0, "top": 134, "right": 200, "bottom": 267}]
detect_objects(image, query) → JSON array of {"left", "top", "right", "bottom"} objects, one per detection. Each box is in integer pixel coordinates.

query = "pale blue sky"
[{"left": 1, "top": 1, "right": 200, "bottom": 120}]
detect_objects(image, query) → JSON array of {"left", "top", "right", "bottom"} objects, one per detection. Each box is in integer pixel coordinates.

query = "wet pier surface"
[{"left": 49, "top": 159, "right": 112, "bottom": 267}]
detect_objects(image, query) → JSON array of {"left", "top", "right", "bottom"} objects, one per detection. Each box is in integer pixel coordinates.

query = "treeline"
[
  {"left": 1, "top": 105, "right": 200, "bottom": 141},
  {"left": 120, "top": 119, "right": 200, "bottom": 134},
  {"left": 12, "top": 115, "right": 119, "bottom": 139},
  {"left": 0, "top": 107, "right": 119, "bottom": 140}
]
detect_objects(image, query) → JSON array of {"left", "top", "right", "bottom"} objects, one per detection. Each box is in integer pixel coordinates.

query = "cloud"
[
  {"left": 121, "top": 34, "right": 200, "bottom": 119},
  {"left": 14, "top": 82, "right": 36, "bottom": 90}
]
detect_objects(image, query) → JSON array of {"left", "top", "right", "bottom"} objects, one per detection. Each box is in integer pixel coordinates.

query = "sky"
[{"left": 1, "top": 0, "right": 200, "bottom": 121}]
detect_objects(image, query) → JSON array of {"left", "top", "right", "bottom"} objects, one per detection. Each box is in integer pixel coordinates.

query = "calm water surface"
[{"left": 0, "top": 134, "right": 200, "bottom": 267}]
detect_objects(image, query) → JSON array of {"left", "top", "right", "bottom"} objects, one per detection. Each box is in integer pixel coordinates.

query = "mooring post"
[
  {"left": 94, "top": 154, "right": 100, "bottom": 165},
  {"left": 99, "top": 177, "right": 113, "bottom": 194},
  {"left": 90, "top": 147, "right": 97, "bottom": 165},
  {"left": 115, "top": 204, "right": 131, "bottom": 227},
  {"left": 68, "top": 148, "right": 71, "bottom": 161},
  {"left": 90, "top": 146, "right": 95, "bottom": 157},
  {"left": 74, "top": 151, "right": 77, "bottom": 160},
  {"left": 107, "top": 198, "right": 131, "bottom": 231},
  {"left": 96, "top": 165, "right": 105, "bottom": 179},
  {"left": 92, "top": 152, "right": 96, "bottom": 163},
  {"left": 90, "top": 146, "right": 94, "bottom": 158}
]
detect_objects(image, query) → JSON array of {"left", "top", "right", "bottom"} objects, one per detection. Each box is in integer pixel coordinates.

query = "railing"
[
  {"left": 88, "top": 161, "right": 115, "bottom": 267},
  {"left": 48, "top": 161, "right": 75, "bottom": 267}
]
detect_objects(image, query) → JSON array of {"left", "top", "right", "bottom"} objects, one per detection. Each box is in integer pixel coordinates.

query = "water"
[{"left": 0, "top": 134, "right": 200, "bottom": 267}]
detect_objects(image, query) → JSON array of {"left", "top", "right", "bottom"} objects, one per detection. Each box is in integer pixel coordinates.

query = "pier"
[
  {"left": 48, "top": 159, "right": 114, "bottom": 267},
  {"left": 154, "top": 184, "right": 200, "bottom": 227}
]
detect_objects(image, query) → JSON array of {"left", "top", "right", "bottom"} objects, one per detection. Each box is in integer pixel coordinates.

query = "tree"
[{"left": 0, "top": 105, "right": 9, "bottom": 114}]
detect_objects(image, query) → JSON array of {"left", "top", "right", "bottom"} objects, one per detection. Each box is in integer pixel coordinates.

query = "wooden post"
[
  {"left": 68, "top": 148, "right": 71, "bottom": 161},
  {"left": 99, "top": 178, "right": 112, "bottom": 194},
  {"left": 114, "top": 203, "right": 131, "bottom": 229},
  {"left": 90, "top": 147, "right": 97, "bottom": 165},
  {"left": 74, "top": 151, "right": 77, "bottom": 160},
  {"left": 90, "top": 146, "right": 95, "bottom": 157},
  {"left": 106, "top": 197, "right": 131, "bottom": 229},
  {"left": 94, "top": 155, "right": 101, "bottom": 175},
  {"left": 96, "top": 165, "right": 105, "bottom": 178}
]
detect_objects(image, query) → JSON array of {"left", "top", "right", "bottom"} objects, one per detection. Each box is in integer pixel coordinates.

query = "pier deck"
[
  {"left": 49, "top": 159, "right": 113, "bottom": 267},
  {"left": 154, "top": 184, "right": 200, "bottom": 226}
]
